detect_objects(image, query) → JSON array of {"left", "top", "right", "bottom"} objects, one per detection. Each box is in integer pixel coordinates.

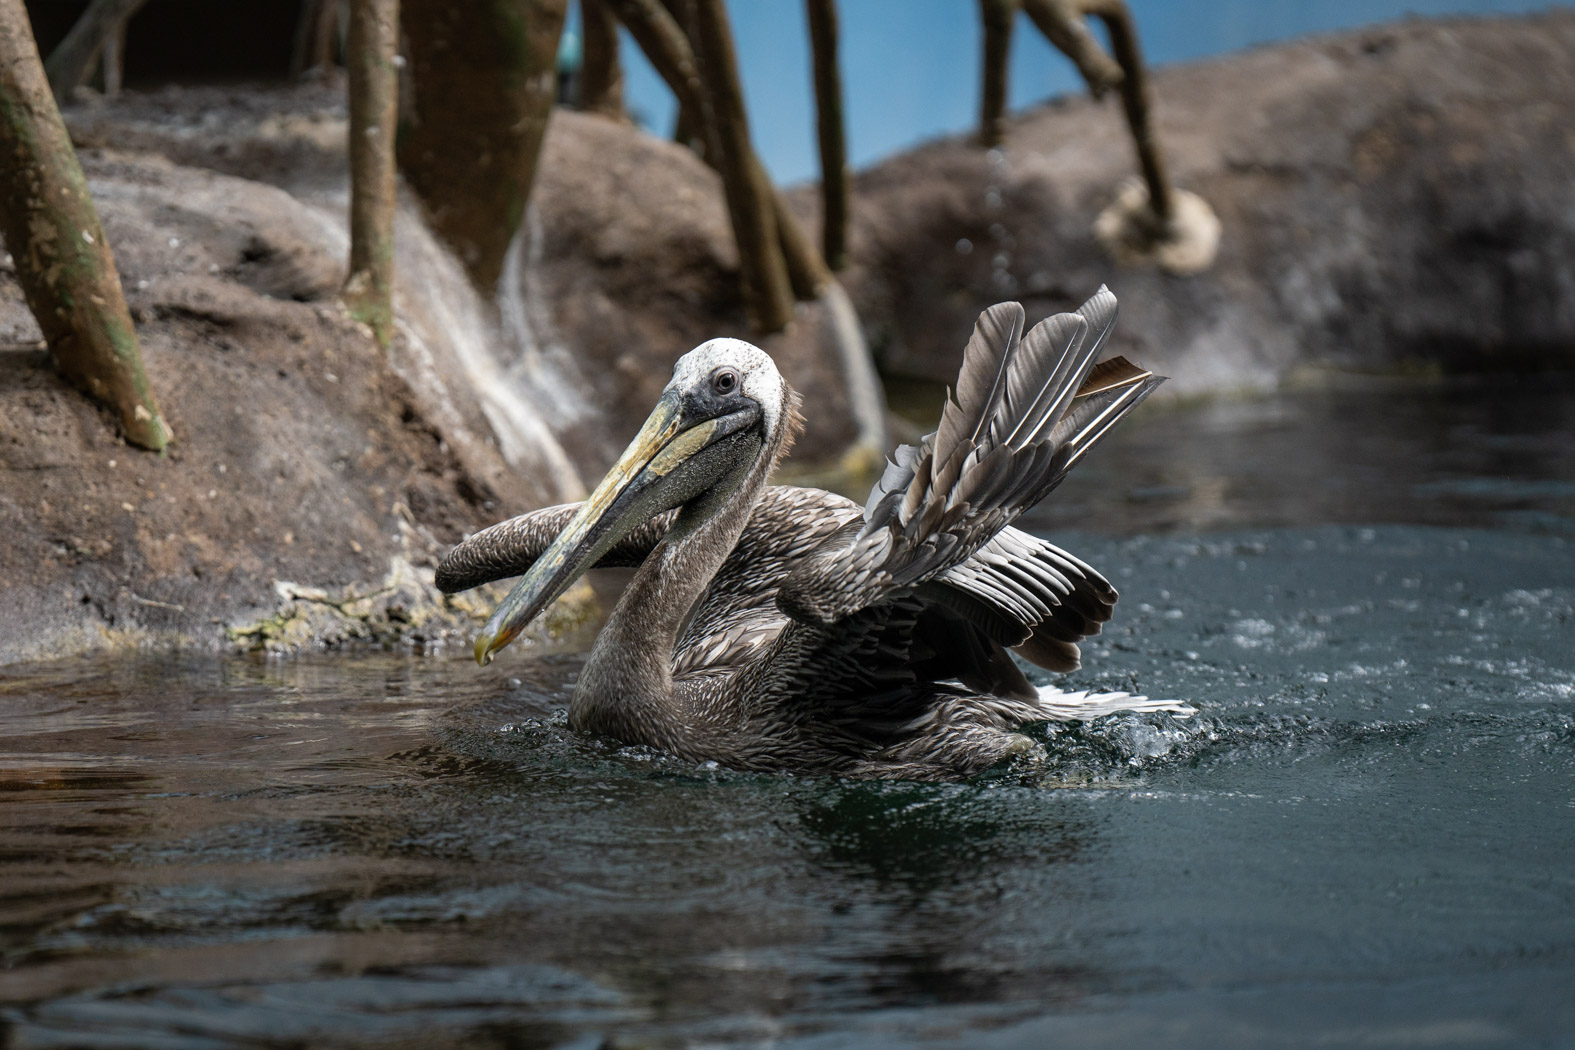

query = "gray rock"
[
  {"left": 0, "top": 91, "right": 879, "bottom": 663},
  {"left": 0, "top": 151, "right": 575, "bottom": 664},
  {"left": 839, "top": 11, "right": 1575, "bottom": 392}
]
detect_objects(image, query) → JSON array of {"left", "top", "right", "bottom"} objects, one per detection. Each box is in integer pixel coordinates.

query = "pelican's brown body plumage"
[{"left": 438, "top": 289, "right": 1188, "bottom": 780}]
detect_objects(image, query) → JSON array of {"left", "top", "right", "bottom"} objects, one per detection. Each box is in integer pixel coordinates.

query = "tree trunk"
[
  {"left": 99, "top": 19, "right": 125, "bottom": 96},
  {"left": 608, "top": 0, "right": 826, "bottom": 310},
  {"left": 579, "top": 0, "right": 625, "bottom": 118},
  {"left": 292, "top": 0, "right": 345, "bottom": 76},
  {"left": 1084, "top": 0, "right": 1173, "bottom": 223},
  {"left": 0, "top": 0, "right": 170, "bottom": 450},
  {"left": 397, "top": 0, "right": 567, "bottom": 293},
  {"left": 344, "top": 0, "right": 398, "bottom": 346},
  {"left": 804, "top": 0, "right": 848, "bottom": 270},
  {"left": 1020, "top": 0, "right": 1122, "bottom": 96},
  {"left": 977, "top": 0, "right": 1015, "bottom": 147},
  {"left": 43, "top": 0, "right": 148, "bottom": 104},
  {"left": 688, "top": 0, "right": 792, "bottom": 333}
]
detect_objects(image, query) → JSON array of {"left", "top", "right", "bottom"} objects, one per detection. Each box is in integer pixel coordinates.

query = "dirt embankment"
[{"left": 838, "top": 11, "right": 1575, "bottom": 391}]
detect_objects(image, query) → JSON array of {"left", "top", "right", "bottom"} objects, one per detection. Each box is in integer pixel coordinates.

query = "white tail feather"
[{"left": 1035, "top": 685, "right": 1196, "bottom": 721}]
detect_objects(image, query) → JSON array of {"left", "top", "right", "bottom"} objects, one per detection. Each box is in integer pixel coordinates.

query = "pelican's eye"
[{"left": 711, "top": 368, "right": 740, "bottom": 396}]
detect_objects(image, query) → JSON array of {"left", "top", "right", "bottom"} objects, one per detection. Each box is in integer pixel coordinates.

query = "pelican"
[{"left": 437, "top": 288, "right": 1188, "bottom": 779}]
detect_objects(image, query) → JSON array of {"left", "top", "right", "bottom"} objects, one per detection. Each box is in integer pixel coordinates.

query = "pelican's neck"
[{"left": 569, "top": 394, "right": 796, "bottom": 748}]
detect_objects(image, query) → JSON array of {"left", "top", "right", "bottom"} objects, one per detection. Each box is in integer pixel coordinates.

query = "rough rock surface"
[
  {"left": 1, "top": 88, "right": 877, "bottom": 664},
  {"left": 0, "top": 150, "right": 581, "bottom": 665},
  {"left": 62, "top": 91, "right": 874, "bottom": 469},
  {"left": 839, "top": 11, "right": 1575, "bottom": 392}
]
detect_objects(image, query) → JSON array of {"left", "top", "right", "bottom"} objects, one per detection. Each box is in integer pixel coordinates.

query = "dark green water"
[{"left": 3, "top": 378, "right": 1574, "bottom": 1049}]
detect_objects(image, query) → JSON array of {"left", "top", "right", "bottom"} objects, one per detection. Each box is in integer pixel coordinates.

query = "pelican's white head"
[
  {"left": 473, "top": 336, "right": 789, "bottom": 664},
  {"left": 666, "top": 337, "right": 786, "bottom": 438}
]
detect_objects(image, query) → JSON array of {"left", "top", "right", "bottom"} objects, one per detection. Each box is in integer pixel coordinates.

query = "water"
[
  {"left": 1022, "top": 373, "right": 1575, "bottom": 537},
  {"left": 3, "top": 377, "right": 1574, "bottom": 1049}
]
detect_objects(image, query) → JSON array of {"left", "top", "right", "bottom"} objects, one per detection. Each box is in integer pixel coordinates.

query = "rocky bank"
[
  {"left": 3, "top": 12, "right": 1572, "bottom": 664},
  {"left": 840, "top": 10, "right": 1575, "bottom": 391},
  {"left": 1, "top": 89, "right": 881, "bottom": 664}
]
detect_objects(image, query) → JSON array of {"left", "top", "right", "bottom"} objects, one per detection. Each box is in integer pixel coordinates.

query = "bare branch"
[
  {"left": 1083, "top": 0, "right": 1172, "bottom": 222},
  {"left": 1020, "top": 0, "right": 1122, "bottom": 96},
  {"left": 43, "top": 0, "right": 148, "bottom": 104},
  {"left": 977, "top": 0, "right": 1016, "bottom": 147},
  {"left": 805, "top": 0, "right": 849, "bottom": 270},
  {"left": 1020, "top": 0, "right": 1173, "bottom": 226},
  {"left": 688, "top": 0, "right": 793, "bottom": 332},
  {"left": 580, "top": 0, "right": 626, "bottom": 118},
  {"left": 609, "top": 0, "right": 828, "bottom": 311},
  {"left": 607, "top": 0, "right": 703, "bottom": 113},
  {"left": 344, "top": 0, "right": 398, "bottom": 345}
]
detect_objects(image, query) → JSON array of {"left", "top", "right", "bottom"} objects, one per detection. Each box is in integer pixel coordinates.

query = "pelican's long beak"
[{"left": 472, "top": 390, "right": 752, "bottom": 665}]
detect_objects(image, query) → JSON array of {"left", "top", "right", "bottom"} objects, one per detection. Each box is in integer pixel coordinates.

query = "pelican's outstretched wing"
[
  {"left": 435, "top": 490, "right": 861, "bottom": 599},
  {"left": 434, "top": 490, "right": 861, "bottom": 666},
  {"left": 777, "top": 288, "right": 1161, "bottom": 631},
  {"left": 929, "top": 525, "right": 1117, "bottom": 673},
  {"left": 434, "top": 504, "right": 674, "bottom": 594}
]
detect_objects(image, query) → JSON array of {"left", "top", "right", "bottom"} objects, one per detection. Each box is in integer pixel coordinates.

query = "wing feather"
[
  {"left": 778, "top": 287, "right": 1161, "bottom": 628},
  {"left": 955, "top": 302, "right": 1025, "bottom": 446}
]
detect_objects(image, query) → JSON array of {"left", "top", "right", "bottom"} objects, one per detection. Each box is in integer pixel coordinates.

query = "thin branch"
[
  {"left": 43, "top": 0, "right": 148, "bottom": 104},
  {"left": 1019, "top": 0, "right": 1172, "bottom": 225},
  {"left": 689, "top": 0, "right": 793, "bottom": 332},
  {"left": 1019, "top": 0, "right": 1122, "bottom": 96},
  {"left": 344, "top": 0, "right": 399, "bottom": 345},
  {"left": 977, "top": 0, "right": 1015, "bottom": 147},
  {"left": 805, "top": 0, "right": 849, "bottom": 270},
  {"left": 608, "top": 0, "right": 827, "bottom": 308},
  {"left": 607, "top": 0, "right": 703, "bottom": 113},
  {"left": 1082, "top": 0, "right": 1172, "bottom": 221},
  {"left": 579, "top": 0, "right": 626, "bottom": 118}
]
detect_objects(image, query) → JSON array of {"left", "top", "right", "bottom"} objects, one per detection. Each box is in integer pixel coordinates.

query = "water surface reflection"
[{"left": 905, "top": 372, "right": 1575, "bottom": 535}]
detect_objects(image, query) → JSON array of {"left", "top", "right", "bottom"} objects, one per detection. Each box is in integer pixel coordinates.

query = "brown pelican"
[{"left": 437, "top": 288, "right": 1188, "bottom": 779}]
